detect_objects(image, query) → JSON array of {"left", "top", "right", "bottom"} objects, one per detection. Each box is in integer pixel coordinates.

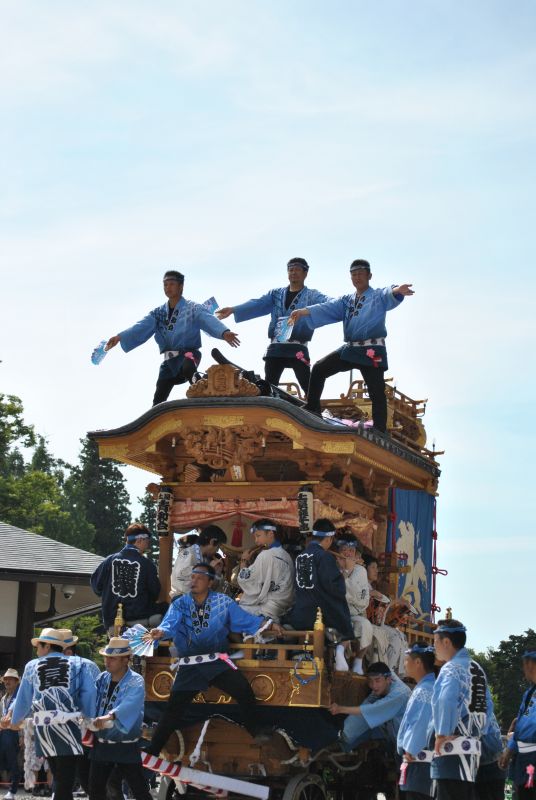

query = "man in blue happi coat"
[
  {"left": 0, "top": 669, "right": 21, "bottom": 800},
  {"left": 283, "top": 518, "right": 354, "bottom": 672},
  {"left": 499, "top": 648, "right": 536, "bottom": 799},
  {"left": 106, "top": 270, "right": 240, "bottom": 405},
  {"left": 91, "top": 523, "right": 165, "bottom": 633},
  {"left": 3, "top": 628, "right": 97, "bottom": 800},
  {"left": 428, "top": 619, "right": 490, "bottom": 800},
  {"left": 476, "top": 708, "right": 506, "bottom": 800},
  {"left": 397, "top": 643, "right": 436, "bottom": 799},
  {"left": 216, "top": 257, "right": 329, "bottom": 394},
  {"left": 144, "top": 563, "right": 280, "bottom": 755},
  {"left": 330, "top": 661, "right": 410, "bottom": 752},
  {"left": 88, "top": 637, "right": 152, "bottom": 800},
  {"left": 289, "top": 259, "right": 414, "bottom": 431}
]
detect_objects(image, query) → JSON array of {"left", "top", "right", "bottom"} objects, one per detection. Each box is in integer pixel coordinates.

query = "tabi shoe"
[{"left": 4, "top": 792, "right": 16, "bottom": 800}]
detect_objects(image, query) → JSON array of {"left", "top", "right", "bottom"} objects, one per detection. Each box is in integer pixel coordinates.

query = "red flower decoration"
[
  {"left": 366, "top": 348, "right": 382, "bottom": 368},
  {"left": 296, "top": 350, "right": 310, "bottom": 365}
]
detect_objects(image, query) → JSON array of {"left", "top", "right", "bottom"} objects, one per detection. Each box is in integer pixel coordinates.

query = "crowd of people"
[
  {"left": 1, "top": 520, "right": 535, "bottom": 800},
  {"left": 104, "top": 259, "right": 414, "bottom": 431}
]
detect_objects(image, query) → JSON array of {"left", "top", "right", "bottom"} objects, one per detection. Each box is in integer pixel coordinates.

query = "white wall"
[{"left": 0, "top": 581, "right": 19, "bottom": 637}]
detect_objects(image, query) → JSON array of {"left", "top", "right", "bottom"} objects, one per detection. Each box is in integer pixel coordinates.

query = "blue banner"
[{"left": 386, "top": 489, "right": 435, "bottom": 616}]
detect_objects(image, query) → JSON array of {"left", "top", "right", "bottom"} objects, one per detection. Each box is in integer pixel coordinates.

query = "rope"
[
  {"left": 430, "top": 497, "right": 448, "bottom": 622},
  {"left": 293, "top": 652, "right": 319, "bottom": 685}
]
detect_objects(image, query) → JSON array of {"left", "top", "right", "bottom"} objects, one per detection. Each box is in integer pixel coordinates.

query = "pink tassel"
[
  {"left": 399, "top": 762, "right": 408, "bottom": 786},
  {"left": 526, "top": 764, "right": 535, "bottom": 789},
  {"left": 296, "top": 350, "right": 310, "bottom": 366}
]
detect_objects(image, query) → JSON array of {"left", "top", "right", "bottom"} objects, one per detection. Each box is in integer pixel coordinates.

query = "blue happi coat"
[
  {"left": 397, "top": 672, "right": 435, "bottom": 796},
  {"left": 307, "top": 286, "right": 403, "bottom": 369},
  {"left": 91, "top": 668, "right": 145, "bottom": 764},
  {"left": 428, "top": 649, "right": 490, "bottom": 782},
  {"left": 158, "top": 591, "right": 263, "bottom": 690},
  {"left": 508, "top": 682, "right": 536, "bottom": 786},
  {"left": 233, "top": 286, "right": 329, "bottom": 359},
  {"left": 91, "top": 544, "right": 161, "bottom": 628},
  {"left": 477, "top": 710, "right": 505, "bottom": 784},
  {"left": 11, "top": 653, "right": 97, "bottom": 757}
]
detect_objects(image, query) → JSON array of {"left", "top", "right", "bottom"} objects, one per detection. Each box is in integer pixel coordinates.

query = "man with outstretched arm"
[
  {"left": 330, "top": 661, "right": 410, "bottom": 751},
  {"left": 289, "top": 259, "right": 413, "bottom": 431},
  {"left": 217, "top": 257, "right": 329, "bottom": 394},
  {"left": 106, "top": 270, "right": 240, "bottom": 405},
  {"left": 143, "top": 564, "right": 281, "bottom": 755}
]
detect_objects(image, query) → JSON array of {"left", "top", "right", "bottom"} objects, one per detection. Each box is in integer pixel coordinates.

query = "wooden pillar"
[
  {"left": 15, "top": 581, "right": 36, "bottom": 668},
  {"left": 158, "top": 534, "right": 173, "bottom": 602}
]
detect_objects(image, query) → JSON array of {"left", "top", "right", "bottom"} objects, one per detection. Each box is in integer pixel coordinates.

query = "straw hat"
[
  {"left": 31, "top": 628, "right": 68, "bottom": 649},
  {"left": 98, "top": 637, "right": 132, "bottom": 657},
  {"left": 57, "top": 629, "right": 79, "bottom": 647},
  {"left": 1, "top": 668, "right": 20, "bottom": 682}
]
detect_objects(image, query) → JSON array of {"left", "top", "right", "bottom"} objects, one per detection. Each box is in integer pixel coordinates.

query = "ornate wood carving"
[
  {"left": 182, "top": 425, "right": 265, "bottom": 470},
  {"left": 186, "top": 364, "right": 260, "bottom": 398}
]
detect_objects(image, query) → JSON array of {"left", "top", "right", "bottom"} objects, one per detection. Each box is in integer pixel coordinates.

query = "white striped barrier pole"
[{"left": 141, "top": 752, "right": 270, "bottom": 799}]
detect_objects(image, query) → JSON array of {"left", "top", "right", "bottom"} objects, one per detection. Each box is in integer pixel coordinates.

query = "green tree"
[
  {"left": 67, "top": 438, "right": 131, "bottom": 555},
  {"left": 0, "top": 393, "right": 35, "bottom": 477}
]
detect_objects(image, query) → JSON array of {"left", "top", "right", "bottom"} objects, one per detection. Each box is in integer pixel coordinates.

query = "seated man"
[
  {"left": 237, "top": 518, "right": 294, "bottom": 621},
  {"left": 144, "top": 564, "right": 279, "bottom": 755},
  {"left": 385, "top": 598, "right": 418, "bottom": 677},
  {"left": 289, "top": 259, "right": 413, "bottom": 430},
  {"left": 283, "top": 518, "right": 354, "bottom": 672},
  {"left": 170, "top": 525, "right": 227, "bottom": 599},
  {"left": 216, "top": 257, "right": 329, "bottom": 394},
  {"left": 363, "top": 554, "right": 390, "bottom": 664},
  {"left": 106, "top": 269, "right": 240, "bottom": 406},
  {"left": 91, "top": 523, "right": 165, "bottom": 633},
  {"left": 334, "top": 534, "right": 372, "bottom": 675},
  {"left": 330, "top": 661, "right": 411, "bottom": 752}
]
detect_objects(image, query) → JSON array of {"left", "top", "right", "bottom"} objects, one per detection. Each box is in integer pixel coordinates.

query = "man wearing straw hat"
[
  {"left": 87, "top": 636, "right": 151, "bottom": 800},
  {"left": 0, "top": 669, "right": 21, "bottom": 800},
  {"left": 1, "top": 627, "right": 96, "bottom": 800}
]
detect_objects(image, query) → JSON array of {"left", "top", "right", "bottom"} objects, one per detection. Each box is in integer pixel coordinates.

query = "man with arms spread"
[
  {"left": 0, "top": 669, "right": 21, "bottom": 800},
  {"left": 429, "top": 619, "right": 490, "bottom": 800},
  {"left": 91, "top": 523, "right": 165, "bottom": 633},
  {"left": 217, "top": 257, "right": 329, "bottom": 394},
  {"left": 499, "top": 648, "right": 536, "bottom": 799},
  {"left": 397, "top": 643, "right": 436, "bottom": 800},
  {"left": 88, "top": 637, "right": 151, "bottom": 800},
  {"left": 237, "top": 518, "right": 294, "bottom": 621},
  {"left": 289, "top": 259, "right": 413, "bottom": 431},
  {"left": 144, "top": 564, "right": 280, "bottom": 755},
  {"left": 283, "top": 519, "right": 354, "bottom": 672},
  {"left": 106, "top": 270, "right": 240, "bottom": 405},
  {"left": 1, "top": 628, "right": 96, "bottom": 800},
  {"left": 330, "top": 661, "right": 410, "bottom": 752}
]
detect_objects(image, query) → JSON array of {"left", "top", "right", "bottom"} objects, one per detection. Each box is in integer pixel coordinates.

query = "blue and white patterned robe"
[
  {"left": 91, "top": 668, "right": 145, "bottom": 764},
  {"left": 508, "top": 681, "right": 536, "bottom": 787},
  {"left": 233, "top": 286, "right": 329, "bottom": 359},
  {"left": 397, "top": 672, "right": 435, "bottom": 795},
  {"left": 307, "top": 286, "right": 403, "bottom": 369},
  {"left": 477, "top": 710, "right": 505, "bottom": 785},
  {"left": 11, "top": 653, "right": 97, "bottom": 757},
  {"left": 157, "top": 591, "right": 263, "bottom": 690},
  {"left": 341, "top": 673, "right": 411, "bottom": 751},
  {"left": 428, "top": 649, "right": 490, "bottom": 782}
]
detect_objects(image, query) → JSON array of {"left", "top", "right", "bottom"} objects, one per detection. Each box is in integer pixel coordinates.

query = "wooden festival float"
[{"left": 89, "top": 360, "right": 441, "bottom": 800}]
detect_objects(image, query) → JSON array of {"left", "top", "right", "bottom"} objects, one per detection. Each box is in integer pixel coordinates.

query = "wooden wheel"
[{"left": 282, "top": 772, "right": 327, "bottom": 800}]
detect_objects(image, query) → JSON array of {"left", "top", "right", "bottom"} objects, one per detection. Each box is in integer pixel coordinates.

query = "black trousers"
[
  {"left": 305, "top": 350, "right": 387, "bottom": 431},
  {"left": 475, "top": 779, "right": 506, "bottom": 800},
  {"left": 404, "top": 792, "right": 431, "bottom": 800},
  {"left": 148, "top": 668, "right": 258, "bottom": 755},
  {"left": 47, "top": 754, "right": 82, "bottom": 800},
  {"left": 88, "top": 760, "right": 152, "bottom": 800},
  {"left": 153, "top": 358, "right": 197, "bottom": 405},
  {"left": 435, "top": 779, "right": 477, "bottom": 800},
  {"left": 264, "top": 356, "right": 310, "bottom": 394},
  {"left": 516, "top": 786, "right": 536, "bottom": 799}
]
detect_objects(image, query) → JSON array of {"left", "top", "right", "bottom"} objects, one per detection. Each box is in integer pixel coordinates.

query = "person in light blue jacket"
[
  {"left": 397, "top": 643, "right": 436, "bottom": 799},
  {"left": 289, "top": 259, "right": 414, "bottom": 430},
  {"left": 88, "top": 637, "right": 151, "bottom": 800},
  {"left": 500, "top": 649, "right": 536, "bottom": 800},
  {"left": 217, "top": 257, "right": 329, "bottom": 393},
  {"left": 106, "top": 270, "right": 240, "bottom": 405}
]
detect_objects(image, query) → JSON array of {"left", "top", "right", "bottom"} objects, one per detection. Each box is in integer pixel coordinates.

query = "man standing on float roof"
[
  {"left": 106, "top": 270, "right": 241, "bottom": 405},
  {"left": 289, "top": 259, "right": 413, "bottom": 431},
  {"left": 216, "top": 258, "right": 329, "bottom": 394}
]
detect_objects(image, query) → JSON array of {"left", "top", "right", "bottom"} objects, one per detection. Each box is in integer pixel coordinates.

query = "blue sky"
[{"left": 1, "top": 1, "right": 535, "bottom": 652}]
